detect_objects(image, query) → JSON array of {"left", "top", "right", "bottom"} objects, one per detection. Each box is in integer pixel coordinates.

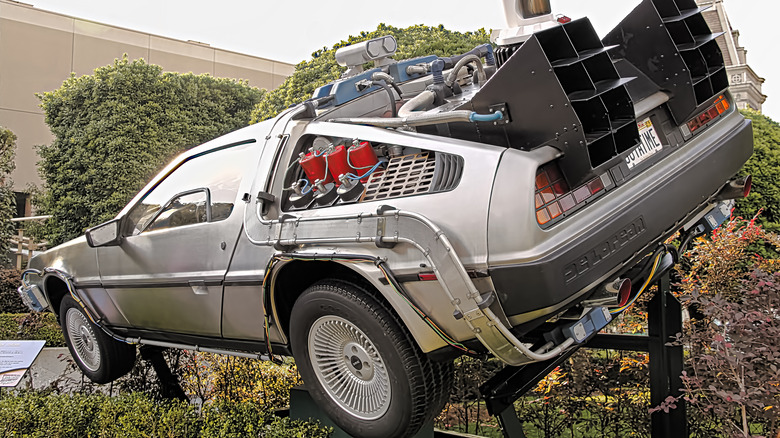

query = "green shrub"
[
  {"left": 250, "top": 23, "right": 490, "bottom": 122},
  {"left": 35, "top": 57, "right": 264, "bottom": 245},
  {"left": 0, "top": 268, "right": 25, "bottom": 313},
  {"left": 0, "top": 312, "right": 64, "bottom": 347},
  {"left": 0, "top": 127, "right": 16, "bottom": 266},
  {"left": 0, "top": 392, "right": 331, "bottom": 437}
]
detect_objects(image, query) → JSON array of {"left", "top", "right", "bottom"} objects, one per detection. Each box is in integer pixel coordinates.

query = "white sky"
[{"left": 24, "top": 0, "right": 780, "bottom": 119}]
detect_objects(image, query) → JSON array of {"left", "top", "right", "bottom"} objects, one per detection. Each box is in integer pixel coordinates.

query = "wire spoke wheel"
[
  {"left": 309, "top": 315, "right": 391, "bottom": 420},
  {"left": 66, "top": 307, "right": 101, "bottom": 372},
  {"left": 291, "top": 279, "right": 452, "bottom": 438},
  {"left": 60, "top": 295, "right": 136, "bottom": 384}
]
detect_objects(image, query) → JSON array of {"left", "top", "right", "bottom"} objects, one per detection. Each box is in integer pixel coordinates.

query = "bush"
[
  {"left": 0, "top": 392, "right": 331, "bottom": 437},
  {"left": 183, "top": 354, "right": 302, "bottom": 408},
  {"left": 671, "top": 217, "right": 780, "bottom": 437},
  {"left": 0, "top": 312, "right": 64, "bottom": 347},
  {"left": 250, "top": 23, "right": 490, "bottom": 122},
  {"left": 35, "top": 57, "right": 264, "bottom": 245},
  {"left": 736, "top": 110, "right": 780, "bottom": 232},
  {"left": 0, "top": 268, "right": 25, "bottom": 313}
]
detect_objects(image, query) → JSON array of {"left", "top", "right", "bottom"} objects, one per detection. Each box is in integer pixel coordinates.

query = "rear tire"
[
  {"left": 60, "top": 295, "right": 136, "bottom": 384},
  {"left": 290, "top": 279, "right": 452, "bottom": 438}
]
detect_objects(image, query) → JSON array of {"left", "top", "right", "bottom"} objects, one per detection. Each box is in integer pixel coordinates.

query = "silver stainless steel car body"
[{"left": 18, "top": 1, "right": 755, "bottom": 436}]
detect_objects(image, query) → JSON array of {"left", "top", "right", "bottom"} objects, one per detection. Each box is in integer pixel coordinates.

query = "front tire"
[
  {"left": 60, "top": 295, "right": 136, "bottom": 384},
  {"left": 290, "top": 279, "right": 452, "bottom": 438}
]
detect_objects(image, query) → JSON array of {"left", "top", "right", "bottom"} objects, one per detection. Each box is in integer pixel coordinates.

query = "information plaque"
[{"left": 0, "top": 340, "right": 46, "bottom": 387}]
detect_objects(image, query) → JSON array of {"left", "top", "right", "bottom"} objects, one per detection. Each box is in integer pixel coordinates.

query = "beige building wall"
[
  {"left": 0, "top": 0, "right": 294, "bottom": 195},
  {"left": 696, "top": 0, "right": 767, "bottom": 112}
]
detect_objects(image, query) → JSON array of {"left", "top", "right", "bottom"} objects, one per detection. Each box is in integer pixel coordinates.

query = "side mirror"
[{"left": 85, "top": 218, "right": 123, "bottom": 248}]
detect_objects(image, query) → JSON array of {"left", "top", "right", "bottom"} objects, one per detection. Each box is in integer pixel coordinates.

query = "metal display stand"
[
  {"left": 146, "top": 273, "right": 686, "bottom": 437},
  {"left": 480, "top": 271, "right": 687, "bottom": 437},
  {"left": 139, "top": 345, "right": 188, "bottom": 402}
]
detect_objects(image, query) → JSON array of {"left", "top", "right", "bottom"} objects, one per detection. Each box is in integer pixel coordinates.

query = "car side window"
[
  {"left": 145, "top": 190, "right": 209, "bottom": 232},
  {"left": 123, "top": 142, "right": 253, "bottom": 236}
]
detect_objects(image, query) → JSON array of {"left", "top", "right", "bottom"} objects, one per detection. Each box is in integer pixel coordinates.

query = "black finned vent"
[
  {"left": 603, "top": 0, "right": 728, "bottom": 124},
  {"left": 449, "top": 18, "right": 639, "bottom": 188}
]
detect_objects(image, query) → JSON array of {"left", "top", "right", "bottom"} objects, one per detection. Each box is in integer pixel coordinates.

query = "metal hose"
[
  {"left": 398, "top": 90, "right": 435, "bottom": 117},
  {"left": 445, "top": 54, "right": 487, "bottom": 87}
]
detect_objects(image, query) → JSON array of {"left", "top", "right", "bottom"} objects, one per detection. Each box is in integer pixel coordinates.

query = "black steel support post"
[
  {"left": 139, "top": 345, "right": 188, "bottom": 402},
  {"left": 480, "top": 271, "right": 687, "bottom": 438},
  {"left": 647, "top": 273, "right": 687, "bottom": 437}
]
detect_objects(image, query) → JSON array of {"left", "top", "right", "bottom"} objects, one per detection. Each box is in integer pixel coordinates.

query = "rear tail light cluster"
[
  {"left": 684, "top": 95, "right": 731, "bottom": 136},
  {"left": 535, "top": 163, "right": 613, "bottom": 227}
]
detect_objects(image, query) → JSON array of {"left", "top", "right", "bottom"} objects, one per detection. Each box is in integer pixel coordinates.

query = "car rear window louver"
[
  {"left": 603, "top": 0, "right": 728, "bottom": 125},
  {"left": 458, "top": 18, "right": 639, "bottom": 188}
]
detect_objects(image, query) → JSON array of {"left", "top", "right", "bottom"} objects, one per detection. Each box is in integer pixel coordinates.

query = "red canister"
[
  {"left": 299, "top": 151, "right": 333, "bottom": 185},
  {"left": 325, "top": 145, "right": 356, "bottom": 186},
  {"left": 348, "top": 141, "right": 379, "bottom": 182}
]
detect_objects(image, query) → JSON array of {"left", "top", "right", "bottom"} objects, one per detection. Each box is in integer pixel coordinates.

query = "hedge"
[
  {"left": 0, "top": 268, "right": 25, "bottom": 313},
  {"left": 0, "top": 312, "right": 64, "bottom": 347},
  {"left": 0, "top": 392, "right": 331, "bottom": 437}
]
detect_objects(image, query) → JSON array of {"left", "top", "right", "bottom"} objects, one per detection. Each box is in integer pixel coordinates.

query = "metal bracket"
[
  {"left": 480, "top": 270, "right": 687, "bottom": 437},
  {"left": 490, "top": 103, "right": 511, "bottom": 125}
]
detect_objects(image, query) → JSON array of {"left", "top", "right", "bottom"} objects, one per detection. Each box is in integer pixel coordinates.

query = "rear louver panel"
[
  {"left": 432, "top": 153, "right": 464, "bottom": 192},
  {"left": 603, "top": 0, "right": 728, "bottom": 124},
  {"left": 537, "top": 20, "right": 640, "bottom": 169},
  {"left": 362, "top": 152, "right": 462, "bottom": 202},
  {"left": 465, "top": 18, "right": 639, "bottom": 188}
]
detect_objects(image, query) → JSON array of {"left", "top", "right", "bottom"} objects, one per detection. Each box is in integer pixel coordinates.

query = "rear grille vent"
[
  {"left": 603, "top": 0, "right": 728, "bottom": 124},
  {"left": 432, "top": 153, "right": 464, "bottom": 192},
  {"left": 361, "top": 152, "right": 462, "bottom": 202}
]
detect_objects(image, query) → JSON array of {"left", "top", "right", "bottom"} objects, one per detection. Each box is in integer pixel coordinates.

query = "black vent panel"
[
  {"left": 458, "top": 18, "right": 640, "bottom": 188},
  {"left": 603, "top": 0, "right": 728, "bottom": 124}
]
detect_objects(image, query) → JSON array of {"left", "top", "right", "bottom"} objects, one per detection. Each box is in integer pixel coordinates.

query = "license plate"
[{"left": 626, "top": 118, "right": 663, "bottom": 169}]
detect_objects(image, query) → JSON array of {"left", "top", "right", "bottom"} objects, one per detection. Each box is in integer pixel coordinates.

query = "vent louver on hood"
[
  {"left": 447, "top": 18, "right": 640, "bottom": 188},
  {"left": 602, "top": 0, "right": 728, "bottom": 124}
]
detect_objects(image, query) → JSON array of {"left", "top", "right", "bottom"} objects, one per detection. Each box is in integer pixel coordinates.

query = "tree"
[
  {"left": 0, "top": 127, "right": 16, "bottom": 266},
  {"left": 736, "top": 109, "right": 780, "bottom": 231},
  {"left": 250, "top": 23, "right": 490, "bottom": 122},
  {"left": 36, "top": 57, "right": 264, "bottom": 245}
]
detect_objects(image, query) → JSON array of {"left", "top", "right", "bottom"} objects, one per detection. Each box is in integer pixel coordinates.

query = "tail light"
[
  {"left": 535, "top": 163, "right": 613, "bottom": 227},
  {"left": 683, "top": 95, "right": 731, "bottom": 137}
]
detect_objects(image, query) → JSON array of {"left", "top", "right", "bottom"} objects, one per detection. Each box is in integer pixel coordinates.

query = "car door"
[{"left": 97, "top": 140, "right": 257, "bottom": 336}]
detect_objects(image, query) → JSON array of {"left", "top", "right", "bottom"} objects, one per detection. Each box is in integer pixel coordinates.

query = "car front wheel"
[
  {"left": 60, "top": 295, "right": 136, "bottom": 384},
  {"left": 290, "top": 279, "right": 452, "bottom": 438}
]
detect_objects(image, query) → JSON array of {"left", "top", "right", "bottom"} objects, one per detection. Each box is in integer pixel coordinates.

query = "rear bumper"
[{"left": 489, "top": 113, "right": 753, "bottom": 323}]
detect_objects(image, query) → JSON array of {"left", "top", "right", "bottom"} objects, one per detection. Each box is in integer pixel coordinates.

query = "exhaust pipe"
[
  {"left": 715, "top": 175, "right": 752, "bottom": 202},
  {"left": 582, "top": 278, "right": 632, "bottom": 308}
]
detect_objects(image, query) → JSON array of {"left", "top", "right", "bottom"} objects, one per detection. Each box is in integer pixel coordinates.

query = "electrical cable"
[
  {"left": 260, "top": 253, "right": 479, "bottom": 357},
  {"left": 346, "top": 145, "right": 378, "bottom": 170},
  {"left": 609, "top": 253, "right": 663, "bottom": 315},
  {"left": 345, "top": 161, "right": 383, "bottom": 181},
  {"left": 372, "top": 81, "right": 398, "bottom": 118},
  {"left": 42, "top": 268, "right": 134, "bottom": 345}
]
